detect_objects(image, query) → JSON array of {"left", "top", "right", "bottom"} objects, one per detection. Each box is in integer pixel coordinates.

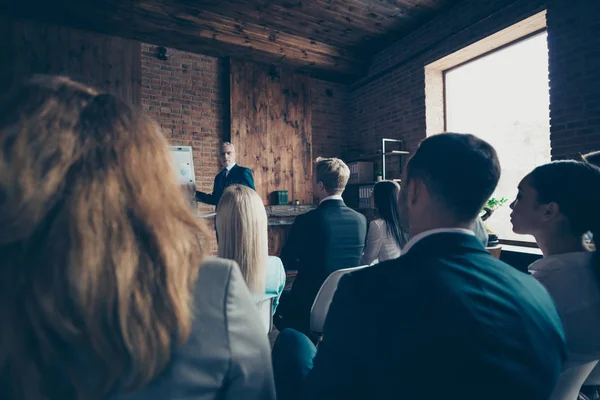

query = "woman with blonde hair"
[
  {"left": 216, "top": 185, "right": 286, "bottom": 317},
  {"left": 0, "top": 76, "right": 274, "bottom": 400}
]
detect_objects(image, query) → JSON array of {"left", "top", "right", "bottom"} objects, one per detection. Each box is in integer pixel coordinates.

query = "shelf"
[
  {"left": 347, "top": 179, "right": 401, "bottom": 186},
  {"left": 346, "top": 150, "right": 409, "bottom": 163}
]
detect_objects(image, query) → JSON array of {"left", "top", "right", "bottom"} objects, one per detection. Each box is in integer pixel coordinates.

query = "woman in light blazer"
[{"left": 0, "top": 76, "right": 274, "bottom": 400}]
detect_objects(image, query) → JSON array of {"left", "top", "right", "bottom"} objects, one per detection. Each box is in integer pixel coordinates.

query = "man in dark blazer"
[
  {"left": 275, "top": 157, "right": 367, "bottom": 335},
  {"left": 195, "top": 142, "right": 255, "bottom": 206},
  {"left": 273, "top": 134, "right": 566, "bottom": 400}
]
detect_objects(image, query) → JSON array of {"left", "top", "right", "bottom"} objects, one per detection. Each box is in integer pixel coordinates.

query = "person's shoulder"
[
  {"left": 371, "top": 218, "right": 385, "bottom": 229},
  {"left": 294, "top": 206, "right": 319, "bottom": 223},
  {"left": 332, "top": 202, "right": 366, "bottom": 221},
  {"left": 267, "top": 256, "right": 286, "bottom": 283},
  {"left": 194, "top": 257, "right": 238, "bottom": 298},
  {"left": 153, "top": 257, "right": 241, "bottom": 395},
  {"left": 267, "top": 255, "right": 285, "bottom": 271},
  {"left": 199, "top": 256, "right": 237, "bottom": 275},
  {"left": 465, "top": 252, "right": 559, "bottom": 308},
  {"left": 346, "top": 255, "right": 416, "bottom": 285},
  {"left": 332, "top": 257, "right": 421, "bottom": 308},
  {"left": 236, "top": 165, "right": 253, "bottom": 173},
  {"left": 347, "top": 204, "right": 367, "bottom": 220}
]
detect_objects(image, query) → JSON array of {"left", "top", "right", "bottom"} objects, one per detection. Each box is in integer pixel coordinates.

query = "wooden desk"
[
  {"left": 266, "top": 205, "right": 316, "bottom": 256},
  {"left": 268, "top": 223, "right": 293, "bottom": 256}
]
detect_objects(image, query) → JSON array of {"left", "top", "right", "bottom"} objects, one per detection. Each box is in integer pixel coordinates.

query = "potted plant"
[
  {"left": 481, "top": 197, "right": 509, "bottom": 222},
  {"left": 375, "top": 170, "right": 383, "bottom": 182},
  {"left": 480, "top": 197, "right": 508, "bottom": 250}
]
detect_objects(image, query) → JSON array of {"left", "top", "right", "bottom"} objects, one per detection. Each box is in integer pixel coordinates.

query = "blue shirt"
[{"left": 263, "top": 256, "right": 286, "bottom": 314}]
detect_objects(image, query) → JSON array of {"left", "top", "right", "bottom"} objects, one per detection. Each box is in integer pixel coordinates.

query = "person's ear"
[
  {"left": 407, "top": 178, "right": 422, "bottom": 206},
  {"left": 542, "top": 202, "right": 560, "bottom": 221}
]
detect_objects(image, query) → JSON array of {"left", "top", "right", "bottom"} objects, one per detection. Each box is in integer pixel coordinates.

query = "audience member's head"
[
  {"left": 372, "top": 180, "right": 406, "bottom": 248},
  {"left": 399, "top": 133, "right": 500, "bottom": 236},
  {"left": 0, "top": 75, "right": 208, "bottom": 400},
  {"left": 583, "top": 150, "right": 600, "bottom": 168},
  {"left": 313, "top": 157, "right": 350, "bottom": 201},
  {"left": 220, "top": 141, "right": 236, "bottom": 168},
  {"left": 216, "top": 184, "right": 268, "bottom": 292},
  {"left": 510, "top": 161, "right": 600, "bottom": 257}
]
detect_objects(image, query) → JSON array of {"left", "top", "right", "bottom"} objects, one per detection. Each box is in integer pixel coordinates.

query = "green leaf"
[{"left": 486, "top": 197, "right": 509, "bottom": 210}]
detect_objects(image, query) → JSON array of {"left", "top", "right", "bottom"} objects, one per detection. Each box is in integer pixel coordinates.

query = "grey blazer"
[{"left": 112, "top": 257, "right": 275, "bottom": 400}]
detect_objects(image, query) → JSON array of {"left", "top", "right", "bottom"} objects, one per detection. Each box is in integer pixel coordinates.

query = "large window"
[{"left": 444, "top": 32, "right": 550, "bottom": 242}]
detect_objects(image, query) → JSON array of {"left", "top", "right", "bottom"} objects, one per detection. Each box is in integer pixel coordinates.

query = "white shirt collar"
[
  {"left": 225, "top": 163, "right": 236, "bottom": 171},
  {"left": 401, "top": 228, "right": 475, "bottom": 254},
  {"left": 319, "top": 194, "right": 343, "bottom": 204}
]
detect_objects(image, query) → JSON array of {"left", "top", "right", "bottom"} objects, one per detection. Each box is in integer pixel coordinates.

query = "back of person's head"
[
  {"left": 583, "top": 150, "right": 600, "bottom": 168},
  {"left": 526, "top": 160, "right": 600, "bottom": 266},
  {"left": 216, "top": 184, "right": 267, "bottom": 293},
  {"left": 373, "top": 180, "right": 405, "bottom": 248},
  {"left": 314, "top": 157, "right": 350, "bottom": 195},
  {"left": 0, "top": 75, "right": 208, "bottom": 400},
  {"left": 405, "top": 133, "right": 501, "bottom": 222}
]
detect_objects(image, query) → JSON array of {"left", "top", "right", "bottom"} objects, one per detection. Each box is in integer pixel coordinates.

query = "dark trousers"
[
  {"left": 580, "top": 386, "right": 599, "bottom": 399},
  {"left": 272, "top": 328, "right": 317, "bottom": 400},
  {"left": 274, "top": 291, "right": 313, "bottom": 336}
]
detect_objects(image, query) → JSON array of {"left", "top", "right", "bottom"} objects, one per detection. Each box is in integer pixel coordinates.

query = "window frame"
[
  {"left": 442, "top": 28, "right": 548, "bottom": 132},
  {"left": 440, "top": 28, "right": 549, "bottom": 247}
]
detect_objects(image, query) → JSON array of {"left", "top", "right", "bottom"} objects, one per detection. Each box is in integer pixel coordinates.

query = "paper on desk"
[{"left": 199, "top": 212, "right": 217, "bottom": 218}]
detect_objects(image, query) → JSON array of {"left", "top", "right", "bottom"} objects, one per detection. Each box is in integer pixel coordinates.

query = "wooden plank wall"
[
  {"left": 230, "top": 60, "right": 313, "bottom": 204},
  {"left": 0, "top": 15, "right": 141, "bottom": 105}
]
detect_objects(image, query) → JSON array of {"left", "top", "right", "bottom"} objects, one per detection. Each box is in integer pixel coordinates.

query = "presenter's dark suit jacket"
[
  {"left": 196, "top": 165, "right": 255, "bottom": 206},
  {"left": 277, "top": 199, "right": 367, "bottom": 334},
  {"left": 303, "top": 232, "right": 566, "bottom": 400}
]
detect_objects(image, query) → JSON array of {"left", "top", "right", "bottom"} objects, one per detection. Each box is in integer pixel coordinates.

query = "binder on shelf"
[{"left": 348, "top": 161, "right": 374, "bottom": 184}]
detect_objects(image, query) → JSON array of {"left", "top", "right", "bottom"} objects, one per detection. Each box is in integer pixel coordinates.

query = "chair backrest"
[
  {"left": 549, "top": 360, "right": 598, "bottom": 400},
  {"left": 256, "top": 297, "right": 274, "bottom": 335},
  {"left": 310, "top": 265, "right": 369, "bottom": 334},
  {"left": 584, "top": 362, "right": 600, "bottom": 385}
]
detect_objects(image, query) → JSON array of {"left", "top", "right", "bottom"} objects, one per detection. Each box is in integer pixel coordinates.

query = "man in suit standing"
[
  {"left": 272, "top": 133, "right": 566, "bottom": 400},
  {"left": 274, "top": 157, "right": 367, "bottom": 335},
  {"left": 195, "top": 142, "right": 255, "bottom": 206}
]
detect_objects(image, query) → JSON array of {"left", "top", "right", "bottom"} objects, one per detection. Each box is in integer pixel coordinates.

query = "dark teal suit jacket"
[
  {"left": 196, "top": 165, "right": 255, "bottom": 206},
  {"left": 279, "top": 199, "right": 367, "bottom": 334},
  {"left": 305, "top": 232, "right": 566, "bottom": 400}
]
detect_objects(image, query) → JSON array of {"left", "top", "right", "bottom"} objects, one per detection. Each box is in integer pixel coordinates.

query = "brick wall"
[
  {"left": 141, "top": 44, "right": 226, "bottom": 254},
  {"left": 140, "top": 45, "right": 352, "bottom": 254},
  {"left": 350, "top": 0, "right": 546, "bottom": 162},
  {"left": 311, "top": 79, "right": 351, "bottom": 159},
  {"left": 351, "top": 0, "right": 600, "bottom": 163},
  {"left": 546, "top": 0, "right": 600, "bottom": 159},
  {"left": 141, "top": 46, "right": 350, "bottom": 177}
]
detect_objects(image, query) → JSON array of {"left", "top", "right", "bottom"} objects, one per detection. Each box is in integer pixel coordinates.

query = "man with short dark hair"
[
  {"left": 273, "top": 133, "right": 566, "bottom": 400},
  {"left": 195, "top": 142, "right": 255, "bottom": 206},
  {"left": 274, "top": 157, "right": 367, "bottom": 335}
]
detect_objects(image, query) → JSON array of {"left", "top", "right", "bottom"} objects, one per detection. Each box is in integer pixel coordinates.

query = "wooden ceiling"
[{"left": 0, "top": 0, "right": 459, "bottom": 81}]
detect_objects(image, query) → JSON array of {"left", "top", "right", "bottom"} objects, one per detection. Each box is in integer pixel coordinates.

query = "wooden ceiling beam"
[
  {"left": 0, "top": 0, "right": 365, "bottom": 80},
  {"left": 182, "top": 0, "right": 383, "bottom": 47}
]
